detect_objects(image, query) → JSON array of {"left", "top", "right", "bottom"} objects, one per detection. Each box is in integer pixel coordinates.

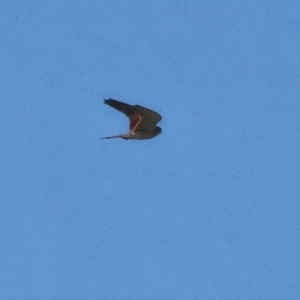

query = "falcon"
[{"left": 101, "top": 98, "right": 162, "bottom": 140}]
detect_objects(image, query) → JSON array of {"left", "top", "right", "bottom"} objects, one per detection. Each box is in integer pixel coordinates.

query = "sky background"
[{"left": 1, "top": 1, "right": 300, "bottom": 299}]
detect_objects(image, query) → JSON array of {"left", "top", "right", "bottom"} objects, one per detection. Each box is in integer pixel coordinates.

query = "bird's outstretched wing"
[{"left": 104, "top": 99, "right": 162, "bottom": 132}]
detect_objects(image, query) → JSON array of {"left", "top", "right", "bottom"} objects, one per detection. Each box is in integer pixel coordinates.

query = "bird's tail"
[{"left": 100, "top": 134, "right": 123, "bottom": 140}]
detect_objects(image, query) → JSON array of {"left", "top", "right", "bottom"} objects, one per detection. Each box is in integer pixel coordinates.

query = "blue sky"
[{"left": 1, "top": 1, "right": 300, "bottom": 299}]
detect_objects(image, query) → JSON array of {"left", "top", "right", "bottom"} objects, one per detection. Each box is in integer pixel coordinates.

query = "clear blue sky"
[{"left": 1, "top": 1, "right": 300, "bottom": 299}]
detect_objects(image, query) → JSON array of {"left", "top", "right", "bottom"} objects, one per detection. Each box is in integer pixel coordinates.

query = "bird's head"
[{"left": 155, "top": 126, "right": 162, "bottom": 134}]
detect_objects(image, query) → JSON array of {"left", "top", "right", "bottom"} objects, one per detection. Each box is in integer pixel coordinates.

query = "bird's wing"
[
  {"left": 132, "top": 105, "right": 162, "bottom": 131},
  {"left": 104, "top": 99, "right": 161, "bottom": 132},
  {"left": 104, "top": 99, "right": 135, "bottom": 117},
  {"left": 104, "top": 99, "right": 141, "bottom": 131}
]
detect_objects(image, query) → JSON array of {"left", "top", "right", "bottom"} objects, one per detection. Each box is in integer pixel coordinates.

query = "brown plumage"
[{"left": 101, "top": 99, "right": 162, "bottom": 140}]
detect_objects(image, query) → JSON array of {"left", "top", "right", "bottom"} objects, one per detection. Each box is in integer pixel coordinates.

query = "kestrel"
[{"left": 101, "top": 98, "right": 162, "bottom": 140}]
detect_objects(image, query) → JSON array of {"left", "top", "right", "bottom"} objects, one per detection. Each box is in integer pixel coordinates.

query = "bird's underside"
[{"left": 101, "top": 98, "right": 162, "bottom": 140}]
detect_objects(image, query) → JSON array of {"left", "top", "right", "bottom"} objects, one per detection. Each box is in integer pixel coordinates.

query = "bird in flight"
[{"left": 101, "top": 98, "right": 162, "bottom": 140}]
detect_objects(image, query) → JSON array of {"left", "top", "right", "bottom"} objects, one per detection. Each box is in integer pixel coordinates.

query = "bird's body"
[{"left": 101, "top": 99, "right": 162, "bottom": 140}]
